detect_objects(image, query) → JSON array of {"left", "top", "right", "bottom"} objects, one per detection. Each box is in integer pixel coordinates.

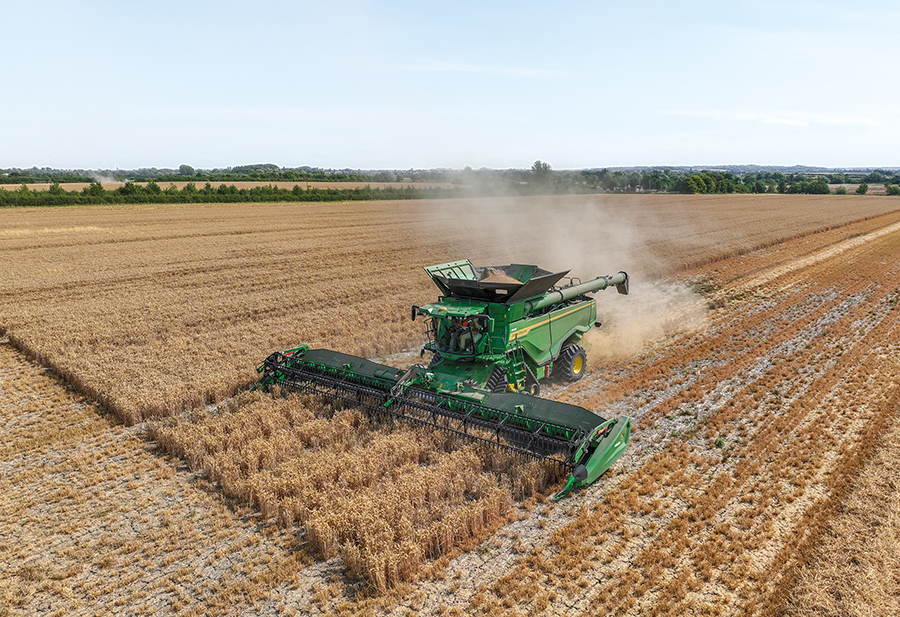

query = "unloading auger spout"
[{"left": 253, "top": 260, "right": 633, "bottom": 499}]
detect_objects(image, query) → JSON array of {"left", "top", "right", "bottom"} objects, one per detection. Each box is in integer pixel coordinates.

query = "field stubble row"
[
  {"left": 457, "top": 209, "right": 900, "bottom": 616},
  {"left": 0, "top": 342, "right": 313, "bottom": 617}
]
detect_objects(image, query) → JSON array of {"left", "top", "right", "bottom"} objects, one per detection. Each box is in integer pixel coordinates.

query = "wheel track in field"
[
  {"left": 548, "top": 211, "right": 900, "bottom": 436},
  {"left": 447, "top": 209, "right": 900, "bottom": 616},
  {"left": 725, "top": 217, "right": 900, "bottom": 293},
  {"left": 623, "top": 244, "right": 900, "bottom": 614}
]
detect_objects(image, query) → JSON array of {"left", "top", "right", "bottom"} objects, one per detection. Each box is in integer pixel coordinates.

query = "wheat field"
[
  {"left": 1, "top": 194, "right": 895, "bottom": 423},
  {"left": 3, "top": 193, "right": 900, "bottom": 615}
]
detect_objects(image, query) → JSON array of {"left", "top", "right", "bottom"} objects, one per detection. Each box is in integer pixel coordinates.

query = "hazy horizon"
[{"left": 3, "top": 163, "right": 897, "bottom": 174}]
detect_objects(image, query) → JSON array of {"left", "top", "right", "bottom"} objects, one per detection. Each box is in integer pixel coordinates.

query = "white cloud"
[{"left": 661, "top": 109, "right": 878, "bottom": 128}]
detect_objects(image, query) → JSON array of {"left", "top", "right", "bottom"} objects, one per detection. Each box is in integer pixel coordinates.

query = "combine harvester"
[{"left": 254, "top": 260, "right": 632, "bottom": 498}]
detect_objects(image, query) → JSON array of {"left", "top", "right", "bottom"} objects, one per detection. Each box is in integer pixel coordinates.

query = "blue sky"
[{"left": 3, "top": 1, "right": 897, "bottom": 169}]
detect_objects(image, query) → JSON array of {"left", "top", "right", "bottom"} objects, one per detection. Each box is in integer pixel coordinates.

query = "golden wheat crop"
[
  {"left": 785, "top": 401, "right": 900, "bottom": 617},
  {"left": 146, "top": 391, "right": 562, "bottom": 590}
]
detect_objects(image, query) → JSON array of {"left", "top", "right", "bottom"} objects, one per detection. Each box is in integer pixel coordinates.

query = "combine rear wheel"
[{"left": 558, "top": 344, "right": 587, "bottom": 382}]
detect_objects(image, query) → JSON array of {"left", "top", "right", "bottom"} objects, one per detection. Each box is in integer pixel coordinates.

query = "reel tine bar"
[{"left": 258, "top": 354, "right": 577, "bottom": 471}]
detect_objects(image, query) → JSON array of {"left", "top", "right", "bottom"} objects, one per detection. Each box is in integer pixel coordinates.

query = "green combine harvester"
[{"left": 254, "top": 259, "right": 632, "bottom": 498}]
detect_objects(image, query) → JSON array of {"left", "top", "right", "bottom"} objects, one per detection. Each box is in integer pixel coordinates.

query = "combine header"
[{"left": 254, "top": 260, "right": 632, "bottom": 498}]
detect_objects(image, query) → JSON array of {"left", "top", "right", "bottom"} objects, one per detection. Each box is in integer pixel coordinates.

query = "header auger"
[{"left": 254, "top": 260, "right": 632, "bottom": 499}]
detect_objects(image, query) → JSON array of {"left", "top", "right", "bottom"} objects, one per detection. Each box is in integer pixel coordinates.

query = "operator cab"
[
  {"left": 436, "top": 314, "right": 487, "bottom": 356},
  {"left": 412, "top": 303, "right": 492, "bottom": 360}
]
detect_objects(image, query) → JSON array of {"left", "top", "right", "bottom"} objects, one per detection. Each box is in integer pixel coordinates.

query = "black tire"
[
  {"left": 558, "top": 344, "right": 587, "bottom": 382},
  {"left": 485, "top": 365, "right": 508, "bottom": 393}
]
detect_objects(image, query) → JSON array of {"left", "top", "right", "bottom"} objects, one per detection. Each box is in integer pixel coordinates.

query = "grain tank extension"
[{"left": 254, "top": 260, "right": 632, "bottom": 498}]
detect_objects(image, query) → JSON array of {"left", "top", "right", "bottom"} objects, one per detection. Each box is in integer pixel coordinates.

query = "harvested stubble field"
[
  {"left": 0, "top": 341, "right": 307, "bottom": 616},
  {"left": 2, "top": 194, "right": 900, "bottom": 616}
]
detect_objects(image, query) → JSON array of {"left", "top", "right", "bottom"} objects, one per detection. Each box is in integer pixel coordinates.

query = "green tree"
[
  {"left": 856, "top": 183, "right": 869, "bottom": 195},
  {"left": 83, "top": 182, "right": 106, "bottom": 197},
  {"left": 680, "top": 176, "right": 703, "bottom": 193},
  {"left": 885, "top": 183, "right": 900, "bottom": 196},
  {"left": 531, "top": 160, "right": 552, "bottom": 183},
  {"left": 863, "top": 171, "right": 885, "bottom": 183},
  {"left": 810, "top": 179, "right": 830, "bottom": 194},
  {"left": 117, "top": 181, "right": 140, "bottom": 196},
  {"left": 179, "top": 164, "right": 195, "bottom": 177}
]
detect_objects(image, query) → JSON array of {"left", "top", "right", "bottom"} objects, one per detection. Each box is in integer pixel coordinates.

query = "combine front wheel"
[
  {"left": 485, "top": 365, "right": 508, "bottom": 393},
  {"left": 559, "top": 344, "right": 587, "bottom": 382}
]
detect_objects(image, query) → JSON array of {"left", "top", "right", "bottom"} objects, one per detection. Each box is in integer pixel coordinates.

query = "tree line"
[
  {"left": 0, "top": 181, "right": 462, "bottom": 207},
  {"left": 3, "top": 163, "right": 899, "bottom": 207},
  {"left": 0, "top": 165, "right": 378, "bottom": 185},
  {"left": 6, "top": 163, "right": 898, "bottom": 189}
]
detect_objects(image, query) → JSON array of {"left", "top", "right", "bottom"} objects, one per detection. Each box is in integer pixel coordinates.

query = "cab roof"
[{"left": 416, "top": 302, "right": 486, "bottom": 318}]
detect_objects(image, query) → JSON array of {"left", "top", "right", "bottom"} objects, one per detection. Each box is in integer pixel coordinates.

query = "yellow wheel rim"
[{"left": 573, "top": 355, "right": 584, "bottom": 375}]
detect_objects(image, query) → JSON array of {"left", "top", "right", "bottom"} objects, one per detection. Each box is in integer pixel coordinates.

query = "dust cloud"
[
  {"left": 421, "top": 194, "right": 711, "bottom": 359},
  {"left": 89, "top": 173, "right": 118, "bottom": 184},
  {"left": 427, "top": 195, "right": 677, "bottom": 276},
  {"left": 583, "top": 279, "right": 708, "bottom": 361}
]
